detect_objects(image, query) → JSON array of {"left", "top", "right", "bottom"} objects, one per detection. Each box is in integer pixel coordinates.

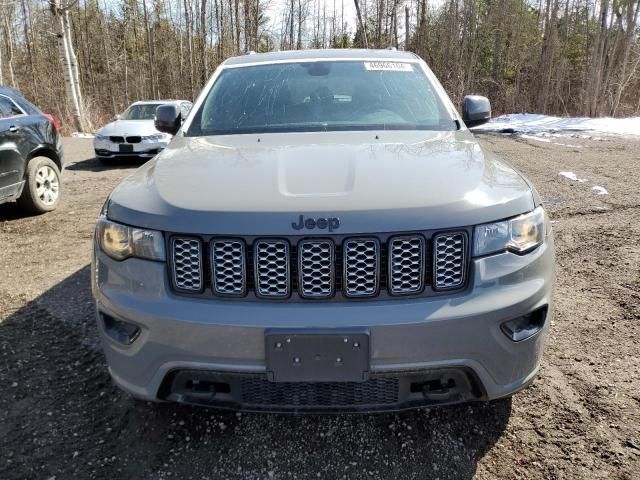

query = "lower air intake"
[{"left": 240, "top": 377, "right": 399, "bottom": 407}]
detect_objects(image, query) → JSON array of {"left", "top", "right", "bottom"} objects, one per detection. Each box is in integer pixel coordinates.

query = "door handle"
[{"left": 8, "top": 125, "right": 19, "bottom": 132}]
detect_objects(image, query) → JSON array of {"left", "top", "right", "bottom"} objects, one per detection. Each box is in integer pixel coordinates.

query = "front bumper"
[
  {"left": 92, "top": 238, "right": 554, "bottom": 412},
  {"left": 93, "top": 138, "right": 168, "bottom": 159}
]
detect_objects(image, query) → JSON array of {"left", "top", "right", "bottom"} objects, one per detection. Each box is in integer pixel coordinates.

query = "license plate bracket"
[
  {"left": 119, "top": 144, "right": 133, "bottom": 153},
  {"left": 265, "top": 328, "right": 370, "bottom": 383}
]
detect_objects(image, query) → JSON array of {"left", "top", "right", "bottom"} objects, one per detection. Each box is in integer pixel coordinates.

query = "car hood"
[
  {"left": 107, "top": 130, "right": 535, "bottom": 235},
  {"left": 97, "top": 120, "right": 159, "bottom": 137}
]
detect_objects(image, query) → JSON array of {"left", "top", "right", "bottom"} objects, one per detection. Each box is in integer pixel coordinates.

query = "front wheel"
[{"left": 17, "top": 156, "right": 62, "bottom": 214}]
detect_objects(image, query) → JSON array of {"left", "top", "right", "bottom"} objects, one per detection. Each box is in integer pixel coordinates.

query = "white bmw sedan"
[{"left": 93, "top": 100, "right": 192, "bottom": 163}]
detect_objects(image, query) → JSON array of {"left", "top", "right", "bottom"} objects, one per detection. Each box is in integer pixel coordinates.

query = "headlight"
[
  {"left": 96, "top": 217, "right": 165, "bottom": 261},
  {"left": 95, "top": 134, "right": 108, "bottom": 141},
  {"left": 143, "top": 133, "right": 167, "bottom": 142},
  {"left": 473, "top": 206, "right": 546, "bottom": 256}
]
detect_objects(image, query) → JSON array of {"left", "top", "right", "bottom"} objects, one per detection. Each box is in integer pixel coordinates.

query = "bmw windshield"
[
  {"left": 121, "top": 104, "right": 162, "bottom": 120},
  {"left": 187, "top": 61, "right": 457, "bottom": 136}
]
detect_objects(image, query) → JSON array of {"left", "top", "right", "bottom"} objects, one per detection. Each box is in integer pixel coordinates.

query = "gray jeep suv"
[{"left": 92, "top": 49, "right": 554, "bottom": 413}]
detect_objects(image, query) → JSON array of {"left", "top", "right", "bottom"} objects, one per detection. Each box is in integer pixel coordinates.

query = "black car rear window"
[
  {"left": 0, "top": 89, "right": 40, "bottom": 116},
  {"left": 0, "top": 95, "right": 25, "bottom": 118}
]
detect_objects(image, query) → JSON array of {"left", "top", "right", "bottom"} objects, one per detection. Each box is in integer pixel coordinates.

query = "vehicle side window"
[{"left": 0, "top": 95, "right": 25, "bottom": 118}]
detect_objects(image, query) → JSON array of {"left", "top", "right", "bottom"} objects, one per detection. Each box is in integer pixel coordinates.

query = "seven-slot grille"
[
  {"left": 298, "top": 240, "right": 335, "bottom": 298},
  {"left": 388, "top": 236, "right": 426, "bottom": 295},
  {"left": 171, "top": 237, "right": 203, "bottom": 292},
  {"left": 433, "top": 232, "right": 467, "bottom": 289},
  {"left": 170, "top": 232, "right": 467, "bottom": 299},
  {"left": 211, "top": 239, "right": 246, "bottom": 296},
  {"left": 343, "top": 239, "right": 380, "bottom": 297},
  {"left": 254, "top": 240, "right": 290, "bottom": 298}
]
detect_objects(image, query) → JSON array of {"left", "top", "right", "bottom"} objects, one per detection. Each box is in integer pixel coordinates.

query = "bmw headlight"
[
  {"left": 143, "top": 133, "right": 167, "bottom": 142},
  {"left": 473, "top": 206, "right": 547, "bottom": 256},
  {"left": 95, "top": 134, "right": 108, "bottom": 141},
  {"left": 96, "top": 217, "right": 165, "bottom": 261}
]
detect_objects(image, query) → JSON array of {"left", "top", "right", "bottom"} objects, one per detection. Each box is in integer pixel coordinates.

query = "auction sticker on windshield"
[{"left": 364, "top": 62, "right": 414, "bottom": 72}]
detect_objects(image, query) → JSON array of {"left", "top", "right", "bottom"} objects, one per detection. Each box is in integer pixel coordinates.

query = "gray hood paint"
[{"left": 107, "top": 130, "right": 534, "bottom": 235}]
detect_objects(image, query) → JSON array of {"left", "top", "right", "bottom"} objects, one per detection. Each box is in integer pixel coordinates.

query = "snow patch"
[
  {"left": 559, "top": 171, "right": 588, "bottom": 182},
  {"left": 71, "top": 132, "right": 95, "bottom": 138},
  {"left": 521, "top": 134, "right": 551, "bottom": 143},
  {"left": 473, "top": 113, "right": 640, "bottom": 138},
  {"left": 591, "top": 186, "right": 609, "bottom": 195}
]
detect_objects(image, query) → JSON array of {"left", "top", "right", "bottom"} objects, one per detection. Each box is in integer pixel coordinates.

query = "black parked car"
[{"left": 0, "top": 87, "right": 64, "bottom": 213}]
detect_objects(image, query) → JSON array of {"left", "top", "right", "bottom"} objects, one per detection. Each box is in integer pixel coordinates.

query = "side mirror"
[
  {"left": 112, "top": 114, "right": 121, "bottom": 122},
  {"left": 155, "top": 104, "right": 182, "bottom": 135},
  {"left": 462, "top": 95, "right": 491, "bottom": 128}
]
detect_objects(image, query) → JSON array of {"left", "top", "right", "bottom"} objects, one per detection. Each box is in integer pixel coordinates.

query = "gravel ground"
[{"left": 0, "top": 135, "right": 639, "bottom": 480}]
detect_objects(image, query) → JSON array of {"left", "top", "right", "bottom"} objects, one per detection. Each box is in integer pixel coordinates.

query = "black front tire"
[{"left": 17, "top": 156, "right": 62, "bottom": 214}]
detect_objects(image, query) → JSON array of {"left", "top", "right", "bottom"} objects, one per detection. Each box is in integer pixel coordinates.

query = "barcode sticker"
[{"left": 364, "top": 62, "right": 414, "bottom": 72}]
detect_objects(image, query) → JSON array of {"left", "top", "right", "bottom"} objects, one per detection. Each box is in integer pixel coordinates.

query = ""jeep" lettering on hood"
[{"left": 292, "top": 215, "right": 340, "bottom": 232}]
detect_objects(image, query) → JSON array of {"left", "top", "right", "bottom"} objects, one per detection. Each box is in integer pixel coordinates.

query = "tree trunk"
[
  {"left": 354, "top": 0, "right": 368, "bottom": 47},
  {"left": 184, "top": 0, "right": 195, "bottom": 98},
  {"left": 200, "top": 0, "right": 208, "bottom": 82},
  {"left": 404, "top": 6, "right": 409, "bottom": 50},
  {"left": 297, "top": 0, "right": 302, "bottom": 49},
  {"left": 51, "top": 1, "right": 86, "bottom": 132},
  {"left": 1, "top": 16, "right": 16, "bottom": 88},
  {"left": 64, "top": 11, "right": 84, "bottom": 113},
  {"left": 141, "top": 0, "right": 157, "bottom": 99},
  {"left": 20, "top": 0, "right": 38, "bottom": 101}
]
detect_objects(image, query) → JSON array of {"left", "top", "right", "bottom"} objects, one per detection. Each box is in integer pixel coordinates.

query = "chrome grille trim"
[
  {"left": 298, "top": 239, "right": 335, "bottom": 299},
  {"left": 211, "top": 239, "right": 247, "bottom": 297},
  {"left": 343, "top": 238, "right": 380, "bottom": 298},
  {"left": 433, "top": 232, "right": 467, "bottom": 290},
  {"left": 171, "top": 237, "right": 203, "bottom": 292},
  {"left": 388, "top": 235, "right": 426, "bottom": 295},
  {"left": 254, "top": 239, "right": 290, "bottom": 298}
]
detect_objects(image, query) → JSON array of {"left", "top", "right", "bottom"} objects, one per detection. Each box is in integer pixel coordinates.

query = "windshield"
[
  {"left": 120, "top": 103, "right": 162, "bottom": 120},
  {"left": 187, "top": 61, "right": 456, "bottom": 136}
]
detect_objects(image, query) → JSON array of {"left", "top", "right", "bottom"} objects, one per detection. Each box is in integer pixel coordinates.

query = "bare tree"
[
  {"left": 50, "top": 0, "right": 87, "bottom": 132},
  {"left": 354, "top": 0, "right": 368, "bottom": 47}
]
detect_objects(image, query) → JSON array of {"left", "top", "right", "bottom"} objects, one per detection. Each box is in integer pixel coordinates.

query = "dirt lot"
[{"left": 1, "top": 134, "right": 639, "bottom": 480}]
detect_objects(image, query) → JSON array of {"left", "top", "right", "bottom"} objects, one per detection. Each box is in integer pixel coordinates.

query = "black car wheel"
[{"left": 17, "top": 156, "right": 62, "bottom": 214}]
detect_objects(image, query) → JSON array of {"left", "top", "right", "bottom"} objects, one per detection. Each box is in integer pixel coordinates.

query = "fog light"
[
  {"left": 501, "top": 307, "right": 548, "bottom": 342},
  {"left": 102, "top": 314, "right": 141, "bottom": 345}
]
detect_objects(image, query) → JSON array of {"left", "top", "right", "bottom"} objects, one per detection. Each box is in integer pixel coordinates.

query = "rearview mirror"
[
  {"left": 462, "top": 95, "right": 491, "bottom": 128},
  {"left": 155, "top": 104, "right": 181, "bottom": 135}
]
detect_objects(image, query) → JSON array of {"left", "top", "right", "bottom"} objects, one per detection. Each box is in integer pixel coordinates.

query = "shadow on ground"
[
  {"left": 65, "top": 156, "right": 148, "bottom": 172},
  {"left": 0, "top": 266, "right": 511, "bottom": 479},
  {"left": 0, "top": 203, "right": 44, "bottom": 221}
]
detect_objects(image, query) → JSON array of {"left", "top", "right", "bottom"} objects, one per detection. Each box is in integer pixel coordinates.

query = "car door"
[{"left": 0, "top": 95, "right": 28, "bottom": 198}]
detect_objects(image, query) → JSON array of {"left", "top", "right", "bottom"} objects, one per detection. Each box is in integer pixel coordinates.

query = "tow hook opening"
[
  {"left": 101, "top": 313, "right": 141, "bottom": 345},
  {"left": 412, "top": 377, "right": 458, "bottom": 400},
  {"left": 500, "top": 306, "right": 548, "bottom": 342}
]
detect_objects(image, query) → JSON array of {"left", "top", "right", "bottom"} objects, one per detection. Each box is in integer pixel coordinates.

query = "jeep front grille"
[
  {"left": 298, "top": 240, "right": 335, "bottom": 298},
  {"left": 388, "top": 235, "right": 426, "bottom": 295},
  {"left": 171, "top": 237, "right": 203, "bottom": 292},
  {"left": 433, "top": 232, "right": 467, "bottom": 290},
  {"left": 211, "top": 239, "right": 246, "bottom": 296},
  {"left": 169, "top": 231, "right": 467, "bottom": 299},
  {"left": 343, "top": 238, "right": 380, "bottom": 297},
  {"left": 254, "top": 240, "right": 290, "bottom": 298}
]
